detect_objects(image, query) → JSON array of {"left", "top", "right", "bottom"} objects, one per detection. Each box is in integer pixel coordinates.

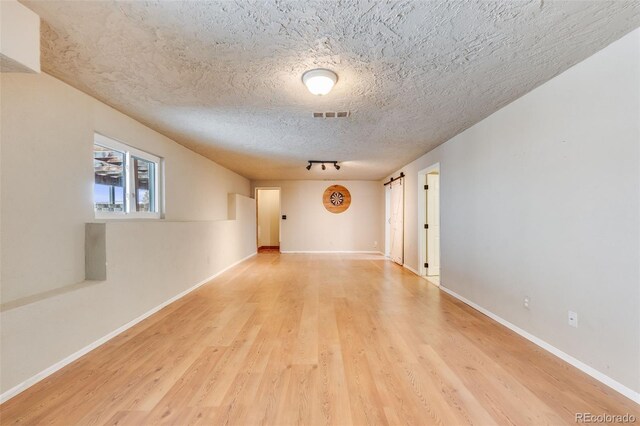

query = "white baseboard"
[
  {"left": 280, "top": 250, "right": 384, "bottom": 255},
  {"left": 439, "top": 285, "right": 640, "bottom": 404},
  {"left": 0, "top": 252, "right": 257, "bottom": 404}
]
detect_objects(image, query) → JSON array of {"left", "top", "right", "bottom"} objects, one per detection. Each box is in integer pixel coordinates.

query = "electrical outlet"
[
  {"left": 373, "top": 241, "right": 378, "bottom": 248},
  {"left": 568, "top": 311, "right": 578, "bottom": 328},
  {"left": 523, "top": 296, "right": 530, "bottom": 309}
]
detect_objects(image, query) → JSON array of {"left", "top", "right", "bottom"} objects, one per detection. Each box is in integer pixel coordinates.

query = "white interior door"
[
  {"left": 426, "top": 173, "right": 440, "bottom": 275},
  {"left": 389, "top": 178, "right": 404, "bottom": 265},
  {"left": 385, "top": 186, "right": 391, "bottom": 257}
]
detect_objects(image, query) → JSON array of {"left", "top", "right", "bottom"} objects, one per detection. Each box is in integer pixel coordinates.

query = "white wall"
[
  {"left": 0, "top": 72, "right": 256, "bottom": 396},
  {"left": 0, "top": 0, "right": 40, "bottom": 73},
  {"left": 385, "top": 29, "right": 640, "bottom": 395},
  {"left": 252, "top": 180, "right": 384, "bottom": 253},
  {"left": 1, "top": 195, "right": 256, "bottom": 395},
  {"left": 1, "top": 72, "right": 250, "bottom": 303},
  {"left": 257, "top": 189, "right": 280, "bottom": 247}
]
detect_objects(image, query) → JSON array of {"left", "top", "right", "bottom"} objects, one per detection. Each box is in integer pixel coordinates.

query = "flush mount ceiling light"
[{"left": 302, "top": 69, "right": 338, "bottom": 96}]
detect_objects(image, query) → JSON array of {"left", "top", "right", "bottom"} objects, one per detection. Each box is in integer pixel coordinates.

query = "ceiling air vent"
[{"left": 312, "top": 111, "right": 350, "bottom": 118}]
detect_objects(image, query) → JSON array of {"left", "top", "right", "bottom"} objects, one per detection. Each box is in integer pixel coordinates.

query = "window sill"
[{"left": 94, "top": 214, "right": 162, "bottom": 220}]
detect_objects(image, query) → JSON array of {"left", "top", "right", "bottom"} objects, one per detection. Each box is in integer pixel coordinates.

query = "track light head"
[
  {"left": 322, "top": 163, "right": 326, "bottom": 170},
  {"left": 306, "top": 163, "right": 312, "bottom": 170},
  {"left": 334, "top": 163, "right": 340, "bottom": 170}
]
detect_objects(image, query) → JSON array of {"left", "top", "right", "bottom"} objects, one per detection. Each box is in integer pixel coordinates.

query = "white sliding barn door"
[
  {"left": 389, "top": 178, "right": 404, "bottom": 265},
  {"left": 426, "top": 173, "right": 440, "bottom": 275}
]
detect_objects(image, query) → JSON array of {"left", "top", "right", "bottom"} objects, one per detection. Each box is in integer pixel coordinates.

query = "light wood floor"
[{"left": 1, "top": 253, "right": 638, "bottom": 425}]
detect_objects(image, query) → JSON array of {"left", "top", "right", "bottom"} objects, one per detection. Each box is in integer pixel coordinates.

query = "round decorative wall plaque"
[{"left": 323, "top": 185, "right": 351, "bottom": 214}]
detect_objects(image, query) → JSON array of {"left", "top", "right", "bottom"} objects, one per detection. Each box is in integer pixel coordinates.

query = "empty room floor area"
[{"left": 1, "top": 253, "right": 638, "bottom": 425}]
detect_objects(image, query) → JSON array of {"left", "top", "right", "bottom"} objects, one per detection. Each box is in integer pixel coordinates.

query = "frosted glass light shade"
[{"left": 302, "top": 69, "right": 338, "bottom": 96}]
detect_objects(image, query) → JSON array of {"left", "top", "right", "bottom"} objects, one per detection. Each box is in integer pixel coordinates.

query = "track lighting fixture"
[{"left": 306, "top": 160, "right": 341, "bottom": 171}]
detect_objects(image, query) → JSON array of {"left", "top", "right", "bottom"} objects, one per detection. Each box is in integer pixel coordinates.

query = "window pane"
[
  {"left": 132, "top": 156, "right": 155, "bottom": 212},
  {"left": 93, "top": 144, "right": 125, "bottom": 212}
]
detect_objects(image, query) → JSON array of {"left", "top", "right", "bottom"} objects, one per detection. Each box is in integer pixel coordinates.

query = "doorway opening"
[
  {"left": 255, "top": 188, "right": 281, "bottom": 253},
  {"left": 418, "top": 164, "right": 440, "bottom": 285},
  {"left": 385, "top": 176, "right": 404, "bottom": 265}
]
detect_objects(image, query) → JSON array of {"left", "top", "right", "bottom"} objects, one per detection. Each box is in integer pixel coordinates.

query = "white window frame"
[{"left": 94, "top": 133, "right": 163, "bottom": 219}]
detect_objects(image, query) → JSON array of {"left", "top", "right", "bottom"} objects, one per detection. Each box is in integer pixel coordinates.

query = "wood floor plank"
[
  {"left": 144, "top": 347, "right": 227, "bottom": 424},
  {"left": 334, "top": 298, "right": 391, "bottom": 426},
  {"left": 292, "top": 282, "right": 319, "bottom": 365},
  {"left": 317, "top": 343, "right": 353, "bottom": 426},
  {"left": 1, "top": 253, "right": 638, "bottom": 425}
]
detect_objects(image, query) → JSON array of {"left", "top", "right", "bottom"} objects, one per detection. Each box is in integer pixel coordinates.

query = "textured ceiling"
[{"left": 22, "top": 0, "right": 640, "bottom": 180}]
